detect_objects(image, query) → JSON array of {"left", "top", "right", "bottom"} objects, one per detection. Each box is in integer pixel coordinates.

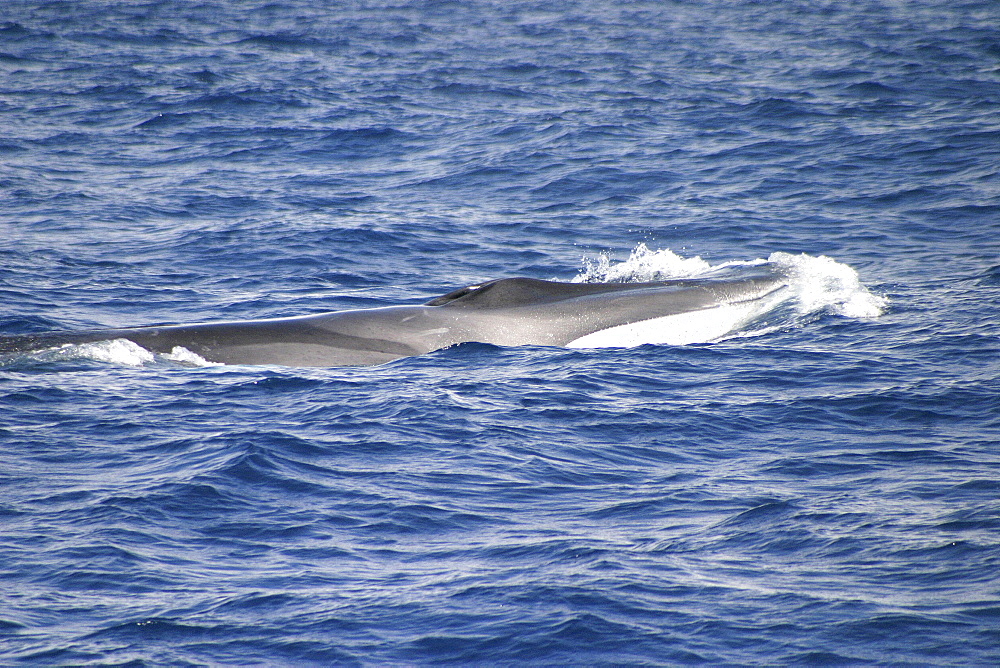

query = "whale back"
[
  {"left": 425, "top": 277, "right": 690, "bottom": 307},
  {"left": 0, "top": 274, "right": 789, "bottom": 366}
]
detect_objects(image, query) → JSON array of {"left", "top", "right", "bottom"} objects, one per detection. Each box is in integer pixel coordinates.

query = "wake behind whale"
[{"left": 0, "top": 250, "right": 885, "bottom": 368}]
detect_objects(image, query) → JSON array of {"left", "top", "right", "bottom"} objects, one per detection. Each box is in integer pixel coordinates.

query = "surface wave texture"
[{"left": 2, "top": 0, "right": 999, "bottom": 665}]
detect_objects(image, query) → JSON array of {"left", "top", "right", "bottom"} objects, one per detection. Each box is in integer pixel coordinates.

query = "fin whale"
[{"left": 0, "top": 275, "right": 787, "bottom": 367}]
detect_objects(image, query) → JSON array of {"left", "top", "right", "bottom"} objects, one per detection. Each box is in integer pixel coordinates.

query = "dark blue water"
[{"left": 3, "top": 0, "right": 999, "bottom": 664}]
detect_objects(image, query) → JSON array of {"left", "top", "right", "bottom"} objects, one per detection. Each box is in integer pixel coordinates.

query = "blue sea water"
[{"left": 2, "top": 0, "right": 1000, "bottom": 664}]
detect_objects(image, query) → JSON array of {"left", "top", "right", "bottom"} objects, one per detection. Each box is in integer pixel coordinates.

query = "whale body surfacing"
[{"left": 0, "top": 275, "right": 787, "bottom": 367}]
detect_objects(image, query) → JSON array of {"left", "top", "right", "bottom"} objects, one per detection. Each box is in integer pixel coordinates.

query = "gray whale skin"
[{"left": 0, "top": 275, "right": 785, "bottom": 367}]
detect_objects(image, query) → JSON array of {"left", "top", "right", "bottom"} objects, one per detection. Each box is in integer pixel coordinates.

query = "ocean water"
[{"left": 2, "top": 0, "right": 999, "bottom": 664}]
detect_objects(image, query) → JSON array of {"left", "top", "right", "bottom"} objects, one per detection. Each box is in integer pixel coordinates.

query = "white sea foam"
[
  {"left": 26, "top": 339, "right": 216, "bottom": 368},
  {"left": 162, "top": 346, "right": 216, "bottom": 367},
  {"left": 569, "top": 245, "right": 886, "bottom": 348},
  {"left": 767, "top": 251, "right": 887, "bottom": 319},
  {"left": 59, "top": 339, "right": 156, "bottom": 366},
  {"left": 573, "top": 244, "right": 716, "bottom": 283}
]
